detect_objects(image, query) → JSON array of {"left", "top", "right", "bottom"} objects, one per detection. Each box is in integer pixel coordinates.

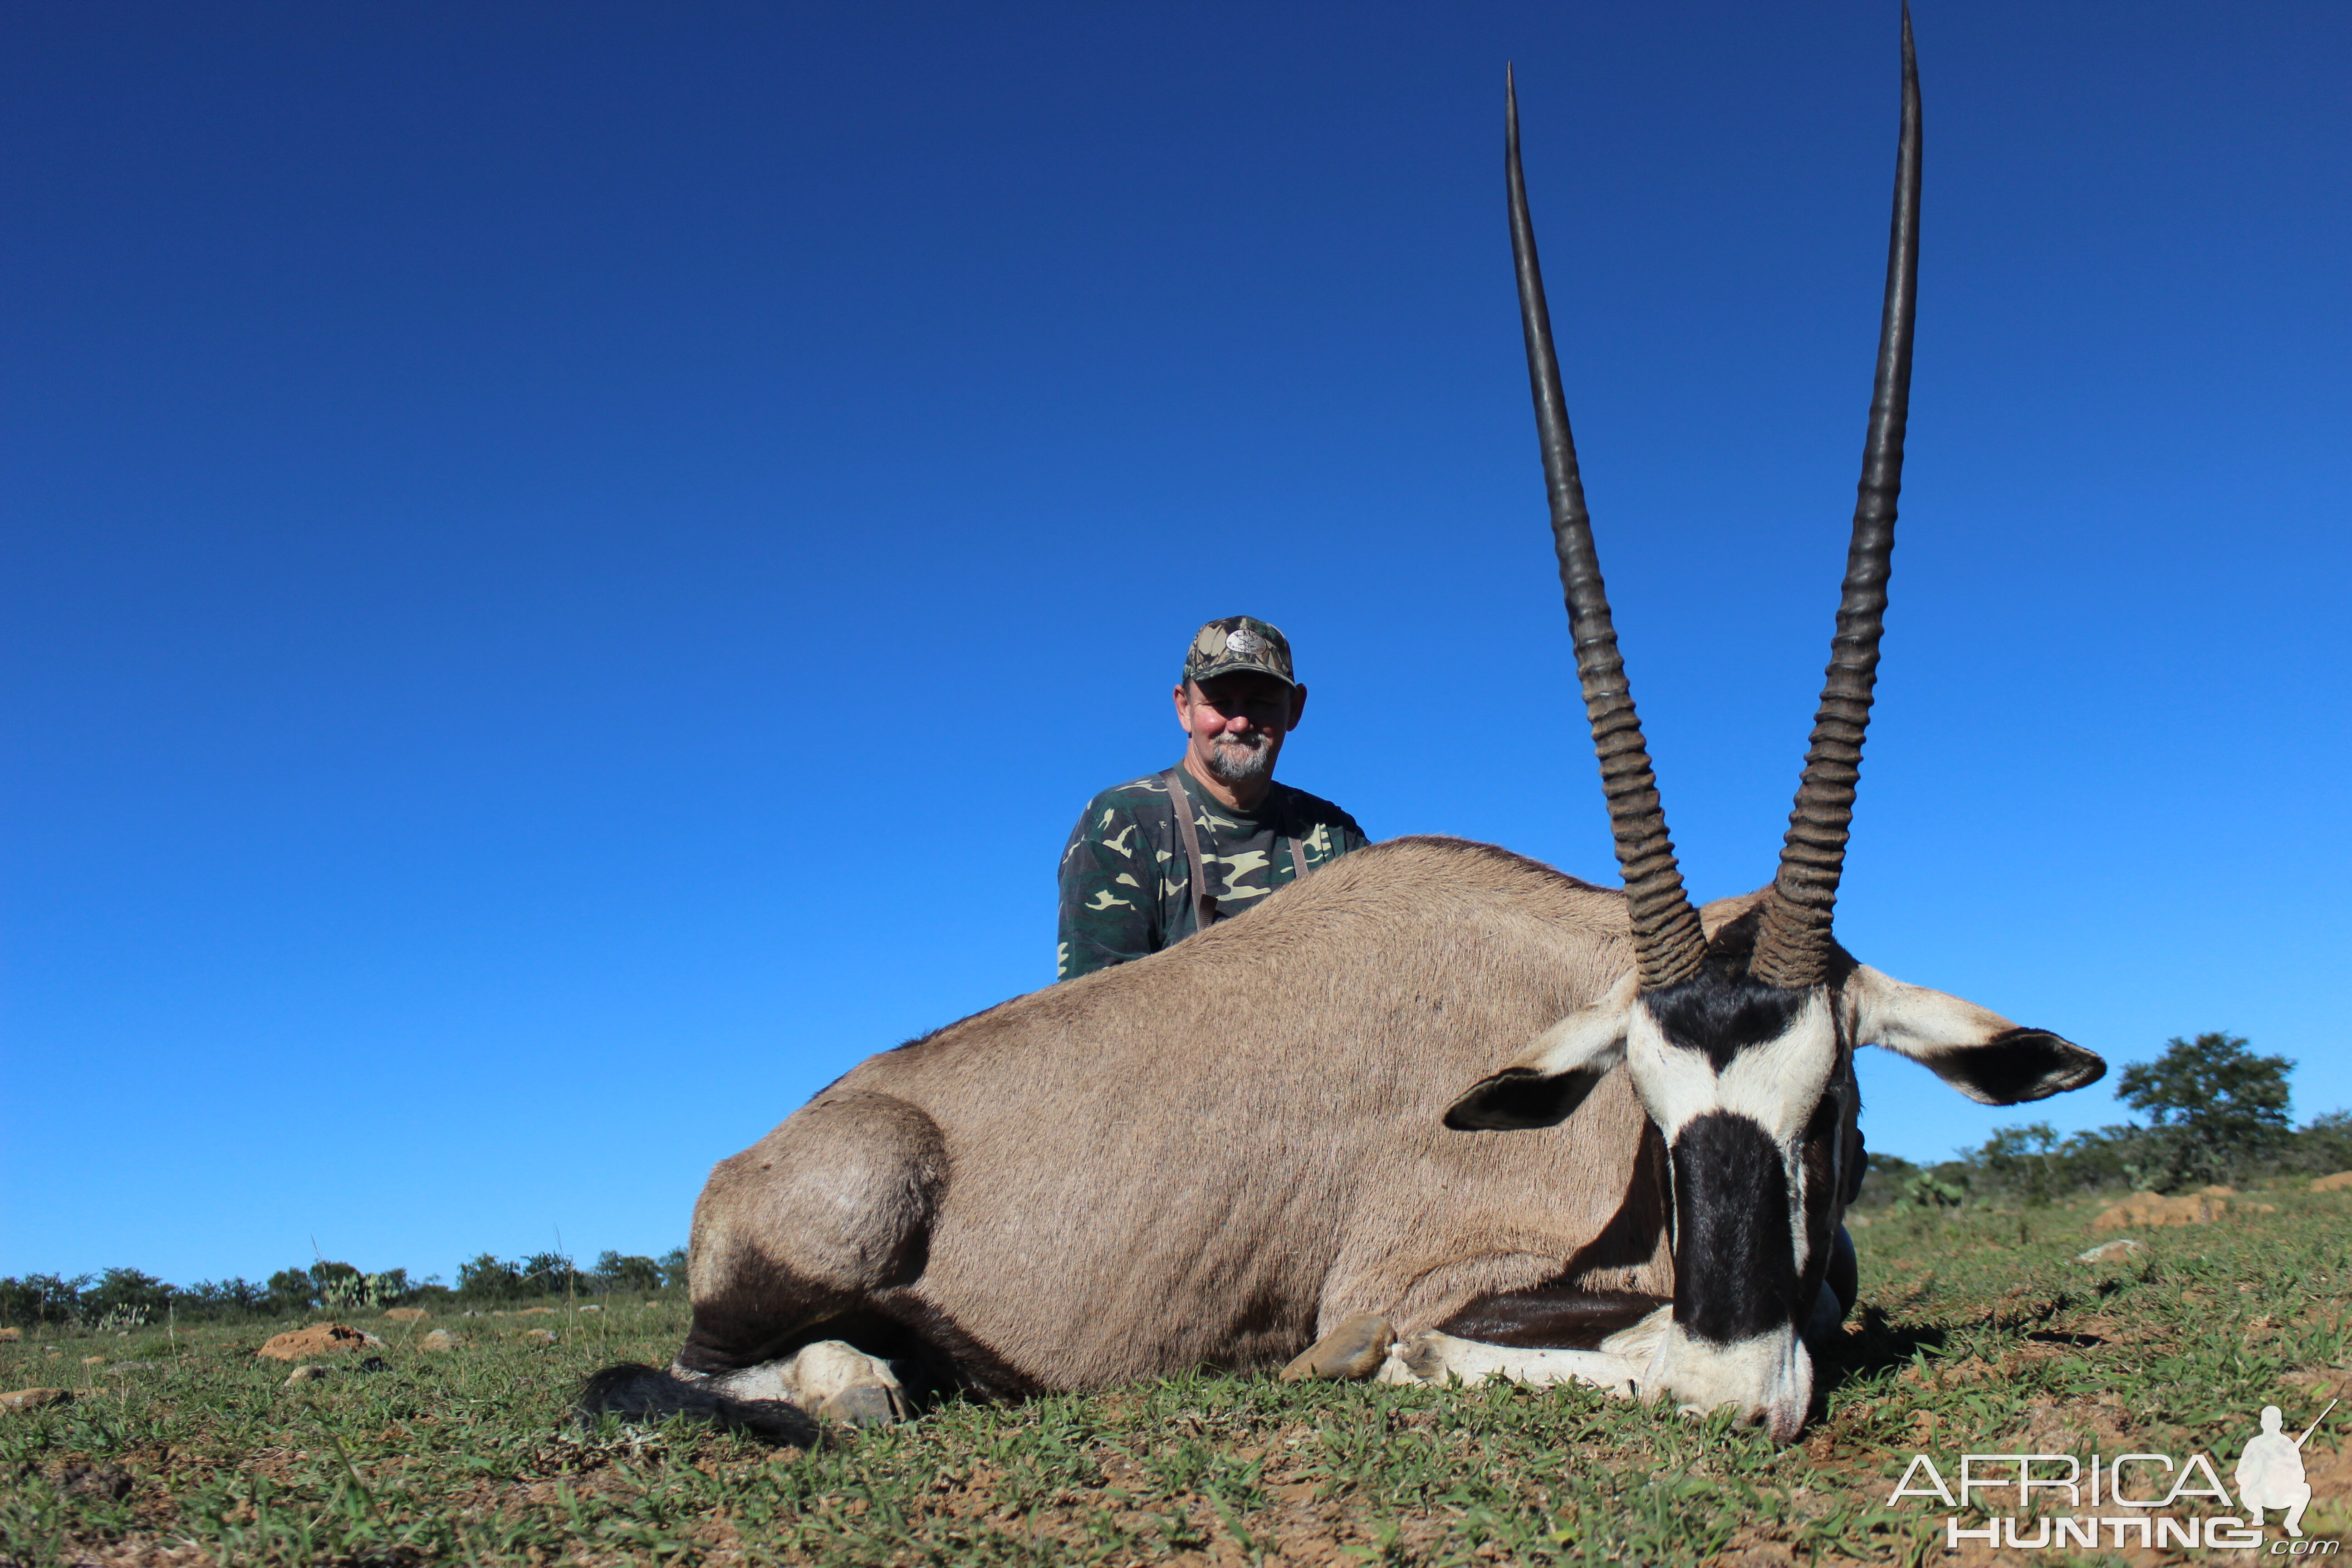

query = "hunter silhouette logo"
[
  {"left": 2239, "top": 1400, "right": 2334, "bottom": 1539},
  {"left": 1888, "top": 1396, "right": 2337, "bottom": 1552}
]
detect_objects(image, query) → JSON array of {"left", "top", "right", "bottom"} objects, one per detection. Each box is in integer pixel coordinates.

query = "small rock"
[
  {"left": 2311, "top": 1171, "right": 2352, "bottom": 1193},
  {"left": 523, "top": 1329, "right": 557, "bottom": 1346},
  {"left": 578, "top": 1304, "right": 602, "bottom": 1313},
  {"left": 83, "top": 1356, "right": 106, "bottom": 1366},
  {"left": 383, "top": 1307, "right": 429, "bottom": 1323},
  {"left": 419, "top": 1330, "right": 465, "bottom": 1352},
  {"left": 0, "top": 1387, "right": 71, "bottom": 1412},
  {"left": 284, "top": 1365, "right": 333, "bottom": 1387},
  {"left": 2077, "top": 1239, "right": 2148, "bottom": 1264},
  {"left": 255, "top": 1323, "right": 384, "bottom": 1362}
]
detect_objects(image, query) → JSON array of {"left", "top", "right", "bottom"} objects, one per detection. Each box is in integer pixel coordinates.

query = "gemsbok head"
[{"left": 1443, "top": 11, "right": 2106, "bottom": 1440}]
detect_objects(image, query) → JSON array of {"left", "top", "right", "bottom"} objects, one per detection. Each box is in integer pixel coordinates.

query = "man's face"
[{"left": 1174, "top": 673, "right": 1308, "bottom": 784}]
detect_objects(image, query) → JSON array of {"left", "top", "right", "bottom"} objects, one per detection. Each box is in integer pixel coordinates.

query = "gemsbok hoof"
[
  {"left": 1396, "top": 1330, "right": 1450, "bottom": 1383},
  {"left": 817, "top": 1382, "right": 909, "bottom": 1427},
  {"left": 1279, "top": 1313, "right": 1394, "bottom": 1383}
]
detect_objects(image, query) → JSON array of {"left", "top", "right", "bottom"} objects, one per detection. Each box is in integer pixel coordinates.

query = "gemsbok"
[{"left": 586, "top": 10, "right": 2104, "bottom": 1445}]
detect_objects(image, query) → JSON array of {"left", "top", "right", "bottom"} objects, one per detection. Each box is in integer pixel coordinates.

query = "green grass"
[{"left": 4, "top": 1188, "right": 2348, "bottom": 1566}]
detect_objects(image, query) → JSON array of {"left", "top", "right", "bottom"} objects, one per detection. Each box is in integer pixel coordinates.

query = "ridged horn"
[
  {"left": 1508, "top": 66, "right": 1708, "bottom": 992},
  {"left": 1751, "top": 7, "right": 1922, "bottom": 990}
]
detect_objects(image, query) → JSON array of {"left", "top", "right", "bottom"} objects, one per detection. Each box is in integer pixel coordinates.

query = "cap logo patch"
[{"left": 1225, "top": 628, "right": 1264, "bottom": 657}]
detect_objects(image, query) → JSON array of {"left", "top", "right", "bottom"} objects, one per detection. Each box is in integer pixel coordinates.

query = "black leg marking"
[
  {"left": 1435, "top": 1288, "right": 1669, "bottom": 1350},
  {"left": 843, "top": 1292, "right": 1045, "bottom": 1402}
]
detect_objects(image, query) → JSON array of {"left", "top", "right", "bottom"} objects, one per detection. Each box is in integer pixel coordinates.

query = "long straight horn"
[
  {"left": 1508, "top": 66, "right": 1707, "bottom": 992},
  {"left": 1751, "top": 8, "right": 1922, "bottom": 990}
]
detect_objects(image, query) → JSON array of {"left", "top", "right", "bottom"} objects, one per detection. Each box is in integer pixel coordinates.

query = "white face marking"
[
  {"left": 1623, "top": 990, "right": 1838, "bottom": 1145},
  {"left": 1624, "top": 990, "right": 1842, "bottom": 1275},
  {"left": 1656, "top": 1319, "right": 1813, "bottom": 1445}
]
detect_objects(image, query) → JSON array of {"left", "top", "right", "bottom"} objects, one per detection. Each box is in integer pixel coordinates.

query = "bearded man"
[{"left": 1055, "top": 616, "right": 1368, "bottom": 981}]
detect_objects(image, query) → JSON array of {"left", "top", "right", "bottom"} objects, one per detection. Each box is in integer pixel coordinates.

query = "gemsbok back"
[{"left": 586, "top": 10, "right": 2104, "bottom": 1446}]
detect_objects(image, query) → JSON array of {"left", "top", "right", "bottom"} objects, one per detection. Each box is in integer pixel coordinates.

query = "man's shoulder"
[{"left": 1072, "top": 773, "right": 1181, "bottom": 833}]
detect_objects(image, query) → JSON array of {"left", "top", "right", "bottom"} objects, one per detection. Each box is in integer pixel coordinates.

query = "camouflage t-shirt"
[{"left": 1056, "top": 767, "right": 1368, "bottom": 981}]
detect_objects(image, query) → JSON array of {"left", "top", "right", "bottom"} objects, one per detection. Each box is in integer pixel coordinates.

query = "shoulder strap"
[
  {"left": 1162, "top": 766, "right": 1219, "bottom": 930},
  {"left": 1276, "top": 784, "right": 1314, "bottom": 882}
]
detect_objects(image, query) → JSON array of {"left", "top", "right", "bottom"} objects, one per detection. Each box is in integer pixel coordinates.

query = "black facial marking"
[
  {"left": 1670, "top": 1112, "right": 1808, "bottom": 1344},
  {"left": 1946, "top": 1027, "right": 2107, "bottom": 1105},
  {"left": 1646, "top": 911, "right": 1857, "bottom": 1072},
  {"left": 1443, "top": 1065, "right": 1607, "bottom": 1132}
]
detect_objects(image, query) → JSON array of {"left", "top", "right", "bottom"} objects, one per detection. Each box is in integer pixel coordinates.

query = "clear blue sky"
[{"left": 5, "top": 1, "right": 2346, "bottom": 1286}]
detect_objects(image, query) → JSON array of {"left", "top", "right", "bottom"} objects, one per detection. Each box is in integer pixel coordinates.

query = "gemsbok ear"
[
  {"left": 1444, "top": 974, "right": 1637, "bottom": 1131},
  {"left": 1847, "top": 965, "right": 2106, "bottom": 1106}
]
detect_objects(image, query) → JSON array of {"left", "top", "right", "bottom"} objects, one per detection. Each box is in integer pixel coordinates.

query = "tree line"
[
  {"left": 0, "top": 1248, "right": 687, "bottom": 1331},
  {"left": 1856, "top": 1031, "right": 2351, "bottom": 1210}
]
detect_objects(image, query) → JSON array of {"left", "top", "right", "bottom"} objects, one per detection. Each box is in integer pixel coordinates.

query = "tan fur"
[{"left": 680, "top": 836, "right": 1765, "bottom": 1392}]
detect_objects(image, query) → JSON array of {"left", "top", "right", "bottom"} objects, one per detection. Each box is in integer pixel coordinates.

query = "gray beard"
[{"left": 1205, "top": 734, "right": 1274, "bottom": 782}]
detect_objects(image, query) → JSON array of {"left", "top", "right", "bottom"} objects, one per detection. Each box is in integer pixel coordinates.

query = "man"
[{"left": 1057, "top": 615, "right": 1367, "bottom": 981}]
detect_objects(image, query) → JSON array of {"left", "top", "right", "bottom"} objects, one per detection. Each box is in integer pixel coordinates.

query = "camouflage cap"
[{"left": 1182, "top": 615, "right": 1296, "bottom": 687}]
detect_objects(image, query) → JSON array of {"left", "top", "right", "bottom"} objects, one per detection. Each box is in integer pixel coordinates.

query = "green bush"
[
  {"left": 83, "top": 1267, "right": 174, "bottom": 1329},
  {"left": 456, "top": 1254, "right": 528, "bottom": 1301},
  {"left": 2115, "top": 1030, "right": 2294, "bottom": 1189},
  {"left": 592, "top": 1251, "right": 666, "bottom": 1293},
  {"left": 0, "top": 1272, "right": 91, "bottom": 1327},
  {"left": 2288, "top": 1109, "right": 2352, "bottom": 1176}
]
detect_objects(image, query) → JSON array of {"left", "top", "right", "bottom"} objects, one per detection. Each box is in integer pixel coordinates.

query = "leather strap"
[
  {"left": 1164, "top": 766, "right": 1317, "bottom": 937},
  {"left": 1163, "top": 767, "right": 1218, "bottom": 932}
]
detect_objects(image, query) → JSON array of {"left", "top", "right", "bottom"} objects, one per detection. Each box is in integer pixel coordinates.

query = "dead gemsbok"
[{"left": 585, "top": 13, "right": 2102, "bottom": 1445}]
